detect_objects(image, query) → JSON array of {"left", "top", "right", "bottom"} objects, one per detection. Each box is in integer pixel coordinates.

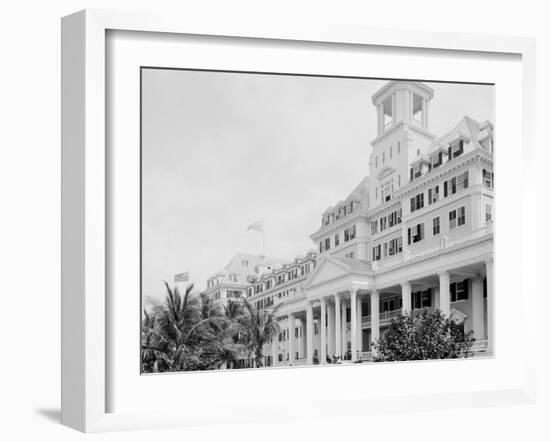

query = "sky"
[{"left": 141, "top": 69, "right": 493, "bottom": 302}]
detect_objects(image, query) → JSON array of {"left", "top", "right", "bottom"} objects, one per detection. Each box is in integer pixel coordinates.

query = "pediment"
[{"left": 303, "top": 256, "right": 352, "bottom": 289}]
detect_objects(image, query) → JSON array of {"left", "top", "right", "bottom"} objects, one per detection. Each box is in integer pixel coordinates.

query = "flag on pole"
[
  {"left": 174, "top": 272, "right": 189, "bottom": 283},
  {"left": 246, "top": 220, "right": 264, "bottom": 233}
]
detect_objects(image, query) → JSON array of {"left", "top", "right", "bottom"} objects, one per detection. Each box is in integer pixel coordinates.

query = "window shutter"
[
  {"left": 410, "top": 168, "right": 413, "bottom": 181},
  {"left": 444, "top": 181, "right": 448, "bottom": 197}
]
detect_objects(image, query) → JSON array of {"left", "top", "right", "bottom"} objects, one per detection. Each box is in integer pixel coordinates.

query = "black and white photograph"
[{"left": 140, "top": 70, "right": 495, "bottom": 373}]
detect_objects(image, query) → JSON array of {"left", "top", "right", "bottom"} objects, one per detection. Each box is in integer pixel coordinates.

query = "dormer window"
[
  {"left": 448, "top": 139, "right": 465, "bottom": 159},
  {"left": 432, "top": 151, "right": 443, "bottom": 169},
  {"left": 410, "top": 165, "right": 422, "bottom": 180}
]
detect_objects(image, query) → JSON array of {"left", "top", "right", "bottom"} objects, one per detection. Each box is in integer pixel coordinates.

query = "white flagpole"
[{"left": 262, "top": 226, "right": 265, "bottom": 256}]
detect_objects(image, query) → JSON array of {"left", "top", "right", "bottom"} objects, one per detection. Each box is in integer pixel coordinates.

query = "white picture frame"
[{"left": 61, "top": 9, "right": 537, "bottom": 433}]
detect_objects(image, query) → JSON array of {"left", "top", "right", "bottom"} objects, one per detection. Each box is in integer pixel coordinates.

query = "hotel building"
[{"left": 207, "top": 80, "right": 494, "bottom": 367}]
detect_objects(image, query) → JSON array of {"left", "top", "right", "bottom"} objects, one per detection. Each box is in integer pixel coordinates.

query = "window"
[
  {"left": 382, "top": 298, "right": 396, "bottom": 312},
  {"left": 370, "top": 220, "right": 378, "bottom": 235},
  {"left": 410, "top": 192, "right": 424, "bottom": 212},
  {"left": 428, "top": 185, "right": 439, "bottom": 204},
  {"left": 325, "top": 237, "right": 331, "bottom": 250},
  {"left": 242, "top": 260, "right": 249, "bottom": 267},
  {"left": 407, "top": 223, "right": 425, "bottom": 244},
  {"left": 319, "top": 241, "right": 323, "bottom": 253},
  {"left": 390, "top": 146, "right": 393, "bottom": 159},
  {"left": 372, "top": 244, "right": 381, "bottom": 261},
  {"left": 412, "top": 93, "right": 423, "bottom": 123},
  {"left": 397, "top": 142, "right": 401, "bottom": 154},
  {"left": 375, "top": 187, "right": 378, "bottom": 199},
  {"left": 383, "top": 95, "right": 393, "bottom": 127},
  {"left": 456, "top": 171, "right": 469, "bottom": 192},
  {"left": 412, "top": 289, "right": 432, "bottom": 309},
  {"left": 335, "top": 233, "right": 340, "bottom": 247},
  {"left": 375, "top": 156, "right": 378, "bottom": 168},
  {"left": 483, "top": 169, "right": 494, "bottom": 188},
  {"left": 450, "top": 177, "right": 457, "bottom": 194},
  {"left": 380, "top": 216, "right": 387, "bottom": 231},
  {"left": 453, "top": 139, "right": 464, "bottom": 158},
  {"left": 381, "top": 180, "right": 393, "bottom": 202},
  {"left": 388, "top": 237, "right": 402, "bottom": 256},
  {"left": 451, "top": 279, "right": 469, "bottom": 302},
  {"left": 449, "top": 206, "right": 466, "bottom": 229},
  {"left": 449, "top": 209, "right": 457, "bottom": 229},
  {"left": 388, "top": 209, "right": 402, "bottom": 227},
  {"left": 314, "top": 323, "right": 319, "bottom": 335},
  {"left": 486, "top": 204, "right": 492, "bottom": 222},
  {"left": 432, "top": 151, "right": 443, "bottom": 168},
  {"left": 382, "top": 151, "right": 385, "bottom": 164},
  {"left": 457, "top": 206, "right": 466, "bottom": 226},
  {"left": 443, "top": 181, "right": 448, "bottom": 198},
  {"left": 398, "top": 175, "right": 401, "bottom": 187},
  {"left": 433, "top": 217, "right": 440, "bottom": 235},
  {"left": 344, "top": 225, "right": 356, "bottom": 241}
]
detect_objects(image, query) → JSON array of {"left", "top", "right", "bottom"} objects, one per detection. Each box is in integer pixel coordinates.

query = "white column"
[
  {"left": 341, "top": 299, "right": 347, "bottom": 357},
  {"left": 288, "top": 313, "right": 295, "bottom": 365},
  {"left": 334, "top": 294, "right": 341, "bottom": 358},
  {"left": 438, "top": 271, "right": 451, "bottom": 316},
  {"left": 351, "top": 290, "right": 358, "bottom": 362},
  {"left": 356, "top": 293, "right": 363, "bottom": 353},
  {"left": 306, "top": 302, "right": 314, "bottom": 365},
  {"left": 370, "top": 290, "right": 380, "bottom": 355},
  {"left": 271, "top": 335, "right": 278, "bottom": 367},
  {"left": 471, "top": 275, "right": 485, "bottom": 340},
  {"left": 401, "top": 281, "right": 412, "bottom": 314},
  {"left": 327, "top": 301, "right": 335, "bottom": 358},
  {"left": 301, "top": 319, "right": 307, "bottom": 358},
  {"left": 320, "top": 297, "right": 327, "bottom": 364},
  {"left": 486, "top": 259, "right": 494, "bottom": 353}
]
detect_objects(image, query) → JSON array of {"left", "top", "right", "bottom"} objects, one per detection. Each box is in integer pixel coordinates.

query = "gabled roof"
[
  {"left": 427, "top": 116, "right": 491, "bottom": 155},
  {"left": 303, "top": 254, "right": 373, "bottom": 290},
  {"left": 207, "top": 253, "right": 289, "bottom": 287}
]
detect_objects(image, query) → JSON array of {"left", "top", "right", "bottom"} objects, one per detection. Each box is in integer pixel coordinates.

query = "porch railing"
[{"left": 362, "top": 309, "right": 401, "bottom": 323}]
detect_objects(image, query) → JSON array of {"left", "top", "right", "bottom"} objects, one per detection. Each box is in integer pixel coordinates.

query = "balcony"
[{"left": 362, "top": 308, "right": 401, "bottom": 325}]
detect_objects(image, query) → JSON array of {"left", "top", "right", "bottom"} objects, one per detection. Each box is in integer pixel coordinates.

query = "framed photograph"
[{"left": 61, "top": 9, "right": 537, "bottom": 432}]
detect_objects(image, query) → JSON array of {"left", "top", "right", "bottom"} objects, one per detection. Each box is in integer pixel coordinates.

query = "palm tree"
[
  {"left": 238, "top": 297, "right": 280, "bottom": 368},
  {"left": 141, "top": 282, "right": 235, "bottom": 372}
]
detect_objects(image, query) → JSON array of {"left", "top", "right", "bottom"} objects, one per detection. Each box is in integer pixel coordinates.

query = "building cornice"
[
  {"left": 370, "top": 121, "right": 436, "bottom": 146},
  {"left": 374, "top": 233, "right": 493, "bottom": 279},
  {"left": 310, "top": 211, "right": 368, "bottom": 239},
  {"left": 395, "top": 148, "right": 492, "bottom": 199}
]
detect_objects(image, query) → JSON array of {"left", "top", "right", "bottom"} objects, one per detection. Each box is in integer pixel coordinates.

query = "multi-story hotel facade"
[{"left": 205, "top": 80, "right": 494, "bottom": 367}]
